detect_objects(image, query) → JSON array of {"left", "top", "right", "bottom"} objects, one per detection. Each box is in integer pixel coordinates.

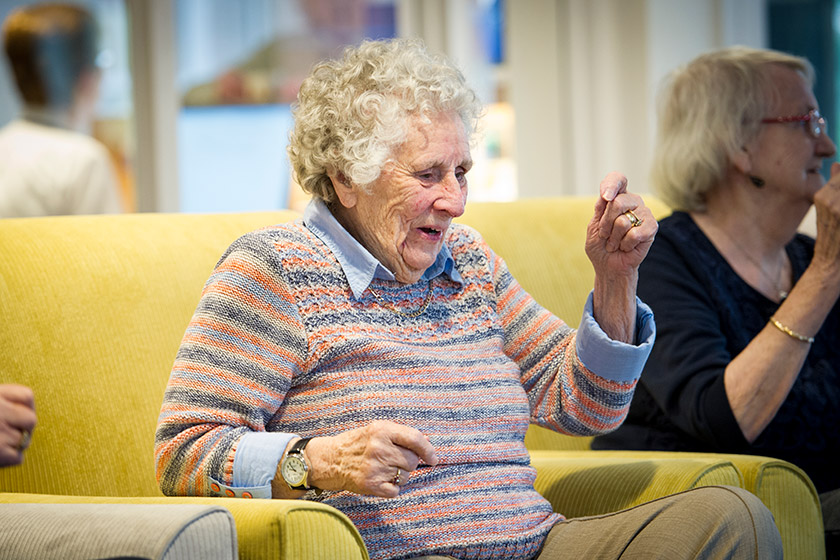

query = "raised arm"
[
  {"left": 586, "top": 172, "right": 658, "bottom": 343},
  {"left": 725, "top": 163, "right": 840, "bottom": 441}
]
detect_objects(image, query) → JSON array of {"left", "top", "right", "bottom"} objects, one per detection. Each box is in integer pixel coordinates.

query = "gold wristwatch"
[{"left": 280, "top": 437, "right": 316, "bottom": 491}]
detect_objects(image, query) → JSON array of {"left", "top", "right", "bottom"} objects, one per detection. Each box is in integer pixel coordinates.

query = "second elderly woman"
[
  {"left": 593, "top": 46, "right": 840, "bottom": 555},
  {"left": 156, "top": 39, "right": 781, "bottom": 559}
]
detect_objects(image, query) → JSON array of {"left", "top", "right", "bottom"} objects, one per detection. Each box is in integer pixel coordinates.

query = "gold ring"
[
  {"left": 624, "top": 210, "right": 643, "bottom": 227},
  {"left": 17, "top": 429, "right": 31, "bottom": 451},
  {"left": 392, "top": 468, "right": 401, "bottom": 486}
]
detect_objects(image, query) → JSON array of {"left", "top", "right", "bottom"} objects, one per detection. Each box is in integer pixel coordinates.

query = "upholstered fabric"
[
  {"left": 0, "top": 197, "right": 823, "bottom": 559},
  {"left": 689, "top": 453, "right": 825, "bottom": 560},
  {"left": 529, "top": 450, "right": 743, "bottom": 518},
  {"left": 0, "top": 503, "right": 237, "bottom": 559},
  {"left": 0, "top": 211, "right": 297, "bottom": 497},
  {"left": 525, "top": 425, "right": 593, "bottom": 451},
  {"left": 0, "top": 494, "right": 368, "bottom": 560}
]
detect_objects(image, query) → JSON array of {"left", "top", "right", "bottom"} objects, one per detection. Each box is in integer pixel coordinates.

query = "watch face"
[{"left": 282, "top": 455, "right": 307, "bottom": 486}]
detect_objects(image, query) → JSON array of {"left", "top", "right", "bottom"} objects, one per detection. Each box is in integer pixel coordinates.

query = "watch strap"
[
  {"left": 286, "top": 437, "right": 315, "bottom": 491},
  {"left": 289, "top": 437, "right": 312, "bottom": 456}
]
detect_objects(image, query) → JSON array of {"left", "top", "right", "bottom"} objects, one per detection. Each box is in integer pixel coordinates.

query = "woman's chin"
[
  {"left": 396, "top": 264, "right": 428, "bottom": 283},
  {"left": 393, "top": 261, "right": 435, "bottom": 285}
]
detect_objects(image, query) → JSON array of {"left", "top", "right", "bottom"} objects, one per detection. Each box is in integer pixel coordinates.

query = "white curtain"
[{"left": 506, "top": 0, "right": 765, "bottom": 197}]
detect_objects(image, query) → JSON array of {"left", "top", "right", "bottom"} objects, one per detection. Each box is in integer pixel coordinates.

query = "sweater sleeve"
[
  {"left": 492, "top": 252, "right": 650, "bottom": 436},
  {"left": 154, "top": 230, "right": 308, "bottom": 497}
]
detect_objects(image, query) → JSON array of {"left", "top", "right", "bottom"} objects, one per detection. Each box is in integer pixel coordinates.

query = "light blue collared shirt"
[{"left": 222, "top": 198, "right": 655, "bottom": 497}]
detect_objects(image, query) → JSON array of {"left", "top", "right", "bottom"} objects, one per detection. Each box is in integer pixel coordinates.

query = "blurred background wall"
[{"left": 0, "top": 0, "right": 833, "bottom": 214}]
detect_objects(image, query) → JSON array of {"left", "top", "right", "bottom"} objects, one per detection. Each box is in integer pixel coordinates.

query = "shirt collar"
[
  {"left": 303, "top": 198, "right": 463, "bottom": 299},
  {"left": 21, "top": 105, "right": 76, "bottom": 131}
]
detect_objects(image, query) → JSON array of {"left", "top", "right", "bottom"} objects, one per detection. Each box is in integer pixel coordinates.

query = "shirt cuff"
[
  {"left": 211, "top": 431, "right": 296, "bottom": 499},
  {"left": 575, "top": 291, "right": 656, "bottom": 383}
]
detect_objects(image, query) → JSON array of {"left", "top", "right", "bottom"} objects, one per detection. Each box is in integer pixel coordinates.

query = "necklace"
[
  {"left": 709, "top": 223, "right": 789, "bottom": 300},
  {"left": 367, "top": 280, "right": 433, "bottom": 318}
]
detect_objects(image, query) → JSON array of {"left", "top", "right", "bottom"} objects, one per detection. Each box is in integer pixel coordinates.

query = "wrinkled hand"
[
  {"left": 585, "top": 172, "right": 658, "bottom": 278},
  {"left": 0, "top": 384, "right": 36, "bottom": 467},
  {"left": 307, "top": 420, "right": 438, "bottom": 498},
  {"left": 812, "top": 162, "right": 840, "bottom": 272}
]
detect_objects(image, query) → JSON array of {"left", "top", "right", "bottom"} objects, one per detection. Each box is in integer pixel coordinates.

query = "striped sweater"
[{"left": 155, "top": 219, "right": 644, "bottom": 560}]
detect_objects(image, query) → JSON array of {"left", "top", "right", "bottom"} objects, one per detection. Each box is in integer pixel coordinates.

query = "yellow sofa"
[{"left": 0, "top": 197, "right": 822, "bottom": 559}]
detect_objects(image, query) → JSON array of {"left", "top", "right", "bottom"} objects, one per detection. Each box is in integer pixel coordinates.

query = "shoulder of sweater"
[
  {"left": 652, "top": 211, "right": 688, "bottom": 235},
  {"left": 645, "top": 212, "right": 698, "bottom": 255},
  {"left": 229, "top": 220, "right": 313, "bottom": 247},
  {"left": 639, "top": 212, "right": 699, "bottom": 278},
  {"left": 447, "top": 220, "right": 480, "bottom": 238},
  {"left": 217, "top": 220, "right": 317, "bottom": 264},
  {"left": 445, "top": 221, "right": 491, "bottom": 252}
]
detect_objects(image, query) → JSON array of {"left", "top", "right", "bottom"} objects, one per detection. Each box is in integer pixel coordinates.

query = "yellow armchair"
[{"left": 0, "top": 197, "right": 823, "bottom": 559}]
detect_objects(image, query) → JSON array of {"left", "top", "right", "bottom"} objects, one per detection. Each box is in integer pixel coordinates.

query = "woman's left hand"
[
  {"left": 585, "top": 172, "right": 657, "bottom": 343},
  {"left": 585, "top": 172, "right": 657, "bottom": 278}
]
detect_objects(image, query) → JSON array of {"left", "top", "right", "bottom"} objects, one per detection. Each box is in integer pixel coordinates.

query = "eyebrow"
[{"left": 413, "top": 158, "right": 473, "bottom": 171}]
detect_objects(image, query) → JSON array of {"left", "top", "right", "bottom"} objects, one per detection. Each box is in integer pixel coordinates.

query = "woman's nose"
[
  {"left": 817, "top": 131, "right": 837, "bottom": 158},
  {"left": 436, "top": 173, "right": 466, "bottom": 216}
]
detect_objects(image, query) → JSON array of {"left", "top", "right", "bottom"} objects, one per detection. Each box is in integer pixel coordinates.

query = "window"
[
  {"left": 173, "top": 0, "right": 513, "bottom": 212},
  {"left": 175, "top": 0, "right": 399, "bottom": 213}
]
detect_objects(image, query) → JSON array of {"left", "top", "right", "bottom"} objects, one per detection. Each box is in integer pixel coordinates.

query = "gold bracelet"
[{"left": 769, "top": 317, "right": 814, "bottom": 344}]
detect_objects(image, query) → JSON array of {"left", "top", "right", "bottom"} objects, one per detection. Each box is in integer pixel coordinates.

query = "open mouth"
[{"left": 418, "top": 226, "right": 445, "bottom": 240}]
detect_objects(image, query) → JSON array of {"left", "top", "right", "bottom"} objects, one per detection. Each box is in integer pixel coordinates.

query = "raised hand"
[
  {"left": 585, "top": 172, "right": 658, "bottom": 343},
  {"left": 812, "top": 162, "right": 840, "bottom": 274},
  {"left": 586, "top": 171, "right": 658, "bottom": 279}
]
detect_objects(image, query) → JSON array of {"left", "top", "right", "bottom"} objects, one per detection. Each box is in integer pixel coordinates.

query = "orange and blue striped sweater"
[{"left": 155, "top": 216, "right": 654, "bottom": 560}]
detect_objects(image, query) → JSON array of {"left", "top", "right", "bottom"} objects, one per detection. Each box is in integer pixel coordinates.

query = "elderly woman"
[
  {"left": 593, "top": 46, "right": 840, "bottom": 552},
  {"left": 156, "top": 39, "right": 780, "bottom": 559}
]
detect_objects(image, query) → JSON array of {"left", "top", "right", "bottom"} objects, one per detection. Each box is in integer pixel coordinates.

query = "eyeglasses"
[{"left": 761, "top": 109, "right": 828, "bottom": 139}]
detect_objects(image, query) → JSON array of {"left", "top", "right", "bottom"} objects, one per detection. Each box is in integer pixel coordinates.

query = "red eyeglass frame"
[{"left": 761, "top": 109, "right": 827, "bottom": 138}]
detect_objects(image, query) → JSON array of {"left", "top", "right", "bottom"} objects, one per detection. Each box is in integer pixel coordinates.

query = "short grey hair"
[
  {"left": 651, "top": 46, "right": 814, "bottom": 211},
  {"left": 288, "top": 38, "right": 483, "bottom": 203}
]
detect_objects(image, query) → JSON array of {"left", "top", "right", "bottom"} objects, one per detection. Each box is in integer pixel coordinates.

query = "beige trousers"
[{"left": 410, "top": 485, "right": 781, "bottom": 560}]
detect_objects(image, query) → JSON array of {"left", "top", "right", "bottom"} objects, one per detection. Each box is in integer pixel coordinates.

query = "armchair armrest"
[
  {"left": 531, "top": 450, "right": 825, "bottom": 560},
  {"left": 676, "top": 452, "right": 825, "bottom": 560},
  {"left": 530, "top": 450, "right": 742, "bottom": 518},
  {"left": 0, "top": 502, "right": 237, "bottom": 560},
  {"left": 0, "top": 493, "right": 369, "bottom": 560}
]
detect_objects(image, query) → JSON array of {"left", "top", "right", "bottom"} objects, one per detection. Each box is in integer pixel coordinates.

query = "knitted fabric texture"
[{"left": 156, "top": 221, "right": 637, "bottom": 560}]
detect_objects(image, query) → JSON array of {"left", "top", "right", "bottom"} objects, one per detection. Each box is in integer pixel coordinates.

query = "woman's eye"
[{"left": 456, "top": 168, "right": 467, "bottom": 184}]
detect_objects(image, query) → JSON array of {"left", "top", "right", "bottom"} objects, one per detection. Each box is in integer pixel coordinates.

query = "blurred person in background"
[{"left": 0, "top": 2, "right": 122, "bottom": 218}]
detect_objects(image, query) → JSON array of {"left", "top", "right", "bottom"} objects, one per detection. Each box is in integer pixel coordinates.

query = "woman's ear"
[
  {"left": 732, "top": 146, "right": 752, "bottom": 175},
  {"left": 329, "top": 172, "right": 357, "bottom": 209}
]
